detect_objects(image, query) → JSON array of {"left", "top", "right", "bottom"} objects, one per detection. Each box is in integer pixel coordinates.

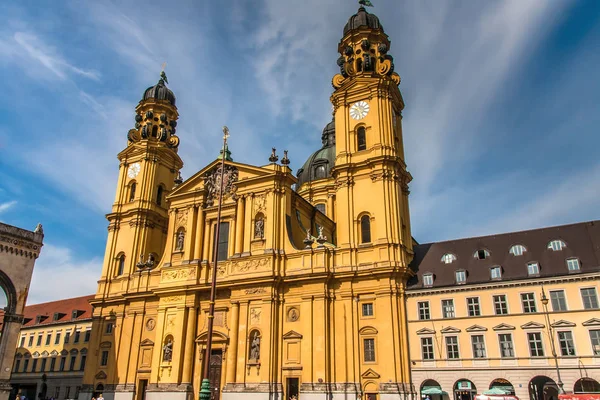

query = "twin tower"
[{"left": 82, "top": 5, "right": 415, "bottom": 400}]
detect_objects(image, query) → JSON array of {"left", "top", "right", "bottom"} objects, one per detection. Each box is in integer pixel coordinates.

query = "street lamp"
[
  {"left": 540, "top": 287, "right": 565, "bottom": 394},
  {"left": 199, "top": 126, "right": 230, "bottom": 400}
]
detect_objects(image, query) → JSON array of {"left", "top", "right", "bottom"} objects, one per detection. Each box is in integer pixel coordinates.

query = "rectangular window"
[
  {"left": 566, "top": 258, "right": 580, "bottom": 271},
  {"left": 23, "top": 359, "right": 29, "bottom": 372},
  {"left": 105, "top": 323, "right": 114, "bottom": 334},
  {"left": 60, "top": 357, "right": 66, "bottom": 371},
  {"left": 467, "top": 297, "right": 481, "bottom": 317},
  {"left": 80, "top": 355, "right": 87, "bottom": 371},
  {"left": 471, "top": 335, "right": 486, "bottom": 358},
  {"left": 55, "top": 332, "right": 61, "bottom": 345},
  {"left": 362, "top": 303, "right": 374, "bottom": 317},
  {"left": 45, "top": 334, "right": 51, "bottom": 346},
  {"left": 54, "top": 387, "right": 60, "bottom": 399},
  {"left": 28, "top": 336, "right": 34, "bottom": 347},
  {"left": 84, "top": 330, "right": 91, "bottom": 342},
  {"left": 32, "top": 359, "right": 38, "bottom": 372},
  {"left": 50, "top": 358, "right": 56, "bottom": 371},
  {"left": 65, "top": 387, "right": 71, "bottom": 399},
  {"left": 64, "top": 331, "right": 71, "bottom": 344},
  {"left": 442, "top": 299, "right": 455, "bottom": 318},
  {"left": 418, "top": 301, "right": 430, "bottom": 320},
  {"left": 590, "top": 330, "right": 600, "bottom": 355},
  {"left": 490, "top": 266, "right": 501, "bottom": 279},
  {"left": 213, "top": 222, "right": 230, "bottom": 262},
  {"left": 74, "top": 331, "right": 81, "bottom": 343},
  {"left": 527, "top": 332, "right": 544, "bottom": 357},
  {"left": 421, "top": 337, "right": 434, "bottom": 360},
  {"left": 36, "top": 334, "right": 42, "bottom": 346},
  {"left": 20, "top": 337, "right": 25, "bottom": 347},
  {"left": 423, "top": 274, "right": 433, "bottom": 287},
  {"left": 101, "top": 350, "right": 109, "bottom": 366},
  {"left": 445, "top": 336, "right": 460, "bottom": 359},
  {"left": 14, "top": 360, "right": 20, "bottom": 373},
  {"left": 521, "top": 293, "right": 537, "bottom": 313},
  {"left": 363, "top": 339, "right": 375, "bottom": 362},
  {"left": 527, "top": 262, "right": 540, "bottom": 275},
  {"left": 581, "top": 288, "right": 599, "bottom": 309},
  {"left": 69, "top": 356, "right": 76, "bottom": 371},
  {"left": 494, "top": 295, "right": 508, "bottom": 315},
  {"left": 455, "top": 270, "right": 466, "bottom": 284},
  {"left": 550, "top": 290, "right": 567, "bottom": 311},
  {"left": 558, "top": 331, "right": 576, "bottom": 356},
  {"left": 41, "top": 358, "right": 47, "bottom": 372},
  {"left": 499, "top": 334, "right": 514, "bottom": 358}
]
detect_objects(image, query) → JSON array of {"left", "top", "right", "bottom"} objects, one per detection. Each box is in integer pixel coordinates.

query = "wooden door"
[{"left": 209, "top": 350, "right": 223, "bottom": 400}]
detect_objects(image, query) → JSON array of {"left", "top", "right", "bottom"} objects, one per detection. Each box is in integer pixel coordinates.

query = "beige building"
[
  {"left": 407, "top": 221, "right": 600, "bottom": 400},
  {"left": 10, "top": 295, "right": 94, "bottom": 400},
  {"left": 0, "top": 222, "right": 44, "bottom": 400}
]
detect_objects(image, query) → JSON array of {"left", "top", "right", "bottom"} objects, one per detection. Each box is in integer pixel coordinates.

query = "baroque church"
[{"left": 83, "top": 4, "right": 414, "bottom": 400}]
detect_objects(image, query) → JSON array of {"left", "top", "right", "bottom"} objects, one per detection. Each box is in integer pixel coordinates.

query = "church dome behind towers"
[
  {"left": 343, "top": 6, "right": 383, "bottom": 35},
  {"left": 296, "top": 119, "right": 336, "bottom": 189},
  {"left": 143, "top": 76, "right": 176, "bottom": 106}
]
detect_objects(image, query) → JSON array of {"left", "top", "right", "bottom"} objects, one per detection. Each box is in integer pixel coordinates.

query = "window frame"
[
  {"left": 441, "top": 253, "right": 457, "bottom": 264},
  {"left": 527, "top": 332, "right": 545, "bottom": 357},
  {"left": 445, "top": 336, "right": 460, "bottom": 359},
  {"left": 509, "top": 244, "right": 526, "bottom": 256},
  {"left": 498, "top": 333, "right": 515, "bottom": 358},
  {"left": 105, "top": 322, "right": 114, "bottom": 335},
  {"left": 363, "top": 337, "right": 376, "bottom": 363},
  {"left": 471, "top": 334, "right": 486, "bottom": 359},
  {"left": 474, "top": 249, "right": 490, "bottom": 260},
  {"left": 548, "top": 239, "right": 566, "bottom": 251},
  {"left": 421, "top": 337, "right": 434, "bottom": 360},
  {"left": 581, "top": 287, "right": 599, "bottom": 310},
  {"left": 360, "top": 214, "right": 371, "bottom": 244},
  {"left": 557, "top": 330, "right": 576, "bottom": 356},
  {"left": 442, "top": 299, "right": 455, "bottom": 319},
  {"left": 213, "top": 221, "right": 230, "bottom": 262},
  {"left": 493, "top": 294, "right": 509, "bottom": 315},
  {"left": 455, "top": 270, "right": 467, "bottom": 285},
  {"left": 54, "top": 332, "right": 61, "bottom": 345},
  {"left": 527, "top": 262, "right": 540, "bottom": 276},
  {"left": 466, "top": 297, "right": 481, "bottom": 317},
  {"left": 361, "top": 302, "right": 374, "bottom": 318},
  {"left": 100, "top": 350, "right": 109, "bottom": 366},
  {"left": 422, "top": 273, "right": 434, "bottom": 287},
  {"left": 566, "top": 258, "right": 580, "bottom": 272},
  {"left": 356, "top": 126, "right": 367, "bottom": 151},
  {"left": 521, "top": 292, "right": 537, "bottom": 313},
  {"left": 589, "top": 329, "right": 600, "bottom": 356},
  {"left": 418, "top": 301, "right": 430, "bottom": 320},
  {"left": 490, "top": 266, "right": 502, "bottom": 280},
  {"left": 549, "top": 290, "right": 568, "bottom": 312}
]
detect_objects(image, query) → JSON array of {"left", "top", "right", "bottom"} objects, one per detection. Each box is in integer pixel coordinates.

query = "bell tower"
[
  {"left": 99, "top": 72, "right": 184, "bottom": 290},
  {"left": 331, "top": 5, "right": 413, "bottom": 266}
]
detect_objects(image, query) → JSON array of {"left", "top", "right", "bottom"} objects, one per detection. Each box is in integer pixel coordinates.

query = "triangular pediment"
[
  {"left": 32, "top": 351, "right": 40, "bottom": 357},
  {"left": 416, "top": 328, "right": 435, "bottom": 335},
  {"left": 60, "top": 349, "right": 69, "bottom": 356},
  {"left": 493, "top": 323, "right": 515, "bottom": 331},
  {"left": 283, "top": 330, "right": 303, "bottom": 340},
  {"left": 170, "top": 159, "right": 277, "bottom": 199},
  {"left": 551, "top": 320, "right": 576, "bottom": 328},
  {"left": 520, "top": 321, "right": 545, "bottom": 329},
  {"left": 361, "top": 368, "right": 380, "bottom": 379},
  {"left": 95, "top": 371, "right": 107, "bottom": 379},
  {"left": 440, "top": 326, "right": 461, "bottom": 334},
  {"left": 140, "top": 338, "right": 155, "bottom": 346},
  {"left": 466, "top": 325, "right": 488, "bottom": 332},
  {"left": 583, "top": 318, "right": 600, "bottom": 326}
]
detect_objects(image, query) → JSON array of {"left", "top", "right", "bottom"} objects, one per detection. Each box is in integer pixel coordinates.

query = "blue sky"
[{"left": 0, "top": 0, "right": 599, "bottom": 304}]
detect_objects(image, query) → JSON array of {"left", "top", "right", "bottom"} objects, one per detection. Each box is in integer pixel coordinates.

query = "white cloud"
[
  {"left": 27, "top": 243, "right": 101, "bottom": 305},
  {"left": 0, "top": 200, "right": 17, "bottom": 214}
]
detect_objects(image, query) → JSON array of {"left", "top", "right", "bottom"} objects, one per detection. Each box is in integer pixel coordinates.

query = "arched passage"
[
  {"left": 421, "top": 379, "right": 447, "bottom": 400},
  {"left": 0, "top": 269, "right": 18, "bottom": 314},
  {"left": 454, "top": 379, "right": 476, "bottom": 400},
  {"left": 574, "top": 378, "right": 600, "bottom": 393},
  {"left": 529, "top": 376, "right": 558, "bottom": 400},
  {"left": 488, "top": 379, "right": 515, "bottom": 395}
]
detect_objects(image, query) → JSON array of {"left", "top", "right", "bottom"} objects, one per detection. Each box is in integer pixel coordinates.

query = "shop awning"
[
  {"left": 422, "top": 387, "right": 448, "bottom": 395},
  {"left": 484, "top": 388, "right": 511, "bottom": 395}
]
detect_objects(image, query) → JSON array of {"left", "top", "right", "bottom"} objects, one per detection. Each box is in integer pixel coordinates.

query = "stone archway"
[
  {"left": 528, "top": 376, "right": 557, "bottom": 400},
  {"left": 0, "top": 222, "right": 44, "bottom": 400}
]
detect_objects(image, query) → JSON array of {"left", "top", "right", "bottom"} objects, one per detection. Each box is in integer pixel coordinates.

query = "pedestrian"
[{"left": 97, "top": 394, "right": 104, "bottom": 400}]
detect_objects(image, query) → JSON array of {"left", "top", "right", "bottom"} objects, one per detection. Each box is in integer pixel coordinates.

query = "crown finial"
[
  {"left": 281, "top": 150, "right": 290, "bottom": 166},
  {"left": 358, "top": 0, "right": 374, "bottom": 7},
  {"left": 269, "top": 148, "right": 279, "bottom": 163}
]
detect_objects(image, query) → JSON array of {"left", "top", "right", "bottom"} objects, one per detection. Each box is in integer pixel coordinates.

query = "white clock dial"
[
  {"left": 127, "top": 163, "right": 141, "bottom": 179},
  {"left": 350, "top": 101, "right": 370, "bottom": 120}
]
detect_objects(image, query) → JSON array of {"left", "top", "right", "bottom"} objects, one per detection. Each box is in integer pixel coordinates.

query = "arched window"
[
  {"left": 357, "top": 127, "right": 366, "bottom": 151},
  {"left": 441, "top": 253, "right": 457, "bottom": 264},
  {"left": 117, "top": 254, "right": 125, "bottom": 276},
  {"left": 509, "top": 244, "right": 527, "bottom": 256},
  {"left": 356, "top": 58, "right": 363, "bottom": 72},
  {"left": 360, "top": 215, "right": 371, "bottom": 244},
  {"left": 129, "top": 182, "right": 137, "bottom": 202},
  {"left": 152, "top": 125, "right": 158, "bottom": 138},
  {"left": 315, "top": 203, "right": 326, "bottom": 215},
  {"left": 156, "top": 185, "right": 164, "bottom": 206},
  {"left": 474, "top": 249, "right": 490, "bottom": 260},
  {"left": 547, "top": 239, "right": 566, "bottom": 251},
  {"left": 314, "top": 165, "right": 327, "bottom": 179}
]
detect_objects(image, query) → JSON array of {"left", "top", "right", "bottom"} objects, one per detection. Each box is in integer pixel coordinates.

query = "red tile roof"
[{"left": 21, "top": 295, "right": 94, "bottom": 328}]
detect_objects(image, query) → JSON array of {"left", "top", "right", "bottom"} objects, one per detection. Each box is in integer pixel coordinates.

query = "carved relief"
[
  {"left": 145, "top": 318, "right": 156, "bottom": 331},
  {"left": 162, "top": 268, "right": 196, "bottom": 282},
  {"left": 245, "top": 288, "right": 266, "bottom": 295},
  {"left": 214, "top": 311, "right": 225, "bottom": 327},
  {"left": 250, "top": 308, "right": 261, "bottom": 325},
  {"left": 253, "top": 195, "right": 266, "bottom": 214},
  {"left": 231, "top": 257, "right": 270, "bottom": 273},
  {"left": 287, "top": 307, "right": 299, "bottom": 322},
  {"left": 204, "top": 165, "right": 239, "bottom": 207},
  {"left": 175, "top": 209, "right": 188, "bottom": 229},
  {"left": 166, "top": 315, "right": 176, "bottom": 328},
  {"left": 162, "top": 296, "right": 183, "bottom": 303}
]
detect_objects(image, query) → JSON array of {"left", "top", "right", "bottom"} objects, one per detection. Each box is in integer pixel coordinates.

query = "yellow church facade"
[{"left": 81, "top": 5, "right": 414, "bottom": 400}]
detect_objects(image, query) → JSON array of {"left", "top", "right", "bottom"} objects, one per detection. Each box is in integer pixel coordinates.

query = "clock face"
[
  {"left": 350, "top": 101, "right": 370, "bottom": 120},
  {"left": 127, "top": 163, "right": 141, "bottom": 179}
]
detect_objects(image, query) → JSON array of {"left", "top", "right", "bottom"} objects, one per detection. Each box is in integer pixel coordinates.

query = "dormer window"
[
  {"left": 509, "top": 245, "right": 526, "bottom": 256},
  {"left": 527, "top": 262, "right": 540, "bottom": 276},
  {"left": 455, "top": 270, "right": 466, "bottom": 284},
  {"left": 314, "top": 165, "right": 327, "bottom": 179},
  {"left": 423, "top": 273, "right": 434, "bottom": 287},
  {"left": 548, "top": 240, "right": 566, "bottom": 251},
  {"left": 566, "top": 258, "right": 580, "bottom": 272},
  {"left": 71, "top": 310, "right": 81, "bottom": 320},
  {"left": 441, "top": 253, "right": 457, "bottom": 264},
  {"left": 35, "top": 315, "right": 47, "bottom": 324},
  {"left": 474, "top": 249, "right": 490, "bottom": 260},
  {"left": 490, "top": 266, "right": 502, "bottom": 280}
]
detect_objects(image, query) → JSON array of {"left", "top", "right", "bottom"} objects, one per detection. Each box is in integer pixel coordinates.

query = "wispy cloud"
[
  {"left": 0, "top": 200, "right": 17, "bottom": 214},
  {"left": 28, "top": 243, "right": 101, "bottom": 304}
]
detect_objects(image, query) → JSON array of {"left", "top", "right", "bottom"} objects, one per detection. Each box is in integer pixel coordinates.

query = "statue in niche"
[
  {"left": 250, "top": 332, "right": 260, "bottom": 360},
  {"left": 176, "top": 231, "right": 185, "bottom": 251},
  {"left": 254, "top": 217, "right": 264, "bottom": 239},
  {"left": 162, "top": 338, "right": 173, "bottom": 362}
]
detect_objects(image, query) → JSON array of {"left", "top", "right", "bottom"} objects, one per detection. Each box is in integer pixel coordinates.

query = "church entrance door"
[{"left": 209, "top": 350, "right": 223, "bottom": 400}]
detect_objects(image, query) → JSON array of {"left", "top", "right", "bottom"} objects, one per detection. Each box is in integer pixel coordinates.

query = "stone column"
[
  {"left": 182, "top": 307, "right": 197, "bottom": 384},
  {"left": 193, "top": 208, "right": 205, "bottom": 261},
  {"left": 234, "top": 197, "right": 245, "bottom": 255},
  {"left": 225, "top": 302, "right": 240, "bottom": 383}
]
